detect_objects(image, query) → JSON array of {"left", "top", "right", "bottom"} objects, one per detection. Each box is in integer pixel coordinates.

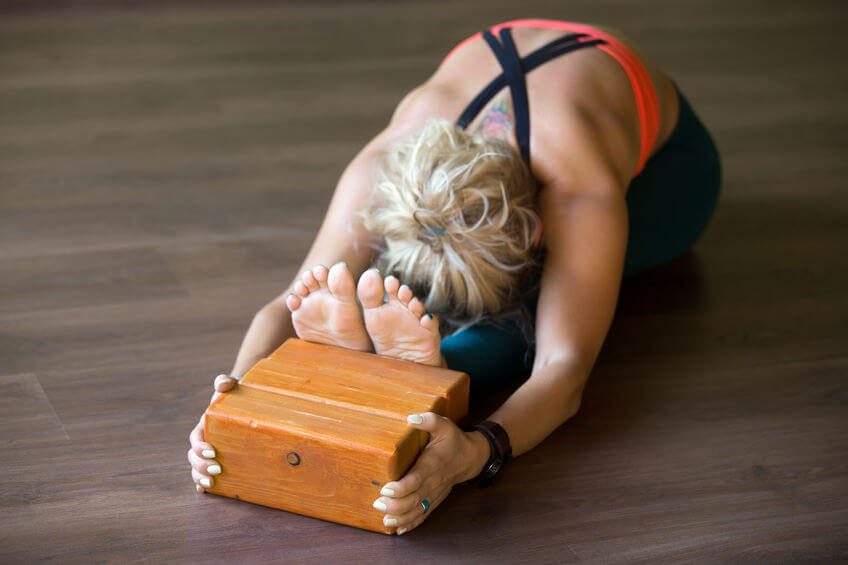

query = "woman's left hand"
[{"left": 372, "top": 412, "right": 490, "bottom": 535}]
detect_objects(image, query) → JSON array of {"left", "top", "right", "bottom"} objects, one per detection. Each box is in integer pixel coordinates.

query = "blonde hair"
[{"left": 360, "top": 118, "right": 541, "bottom": 331}]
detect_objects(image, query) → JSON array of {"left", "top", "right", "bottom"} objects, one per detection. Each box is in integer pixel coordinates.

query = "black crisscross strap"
[{"left": 455, "top": 28, "right": 607, "bottom": 168}]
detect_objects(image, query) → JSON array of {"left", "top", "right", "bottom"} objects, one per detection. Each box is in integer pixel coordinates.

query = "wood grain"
[
  {"left": 205, "top": 338, "right": 469, "bottom": 534},
  {"left": 0, "top": 0, "right": 845, "bottom": 562}
]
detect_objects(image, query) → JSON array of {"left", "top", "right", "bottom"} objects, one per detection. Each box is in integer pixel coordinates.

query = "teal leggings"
[{"left": 441, "top": 87, "right": 721, "bottom": 398}]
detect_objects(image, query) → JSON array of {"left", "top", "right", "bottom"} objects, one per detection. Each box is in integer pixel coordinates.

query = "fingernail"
[
  {"left": 196, "top": 484, "right": 203, "bottom": 492},
  {"left": 202, "top": 449, "right": 215, "bottom": 458},
  {"left": 407, "top": 414, "right": 423, "bottom": 424},
  {"left": 426, "top": 313, "right": 433, "bottom": 319},
  {"left": 384, "top": 517, "right": 398, "bottom": 527},
  {"left": 207, "top": 464, "right": 221, "bottom": 475},
  {"left": 397, "top": 527, "right": 407, "bottom": 535},
  {"left": 380, "top": 486, "right": 395, "bottom": 496},
  {"left": 200, "top": 478, "right": 211, "bottom": 488},
  {"left": 372, "top": 499, "right": 388, "bottom": 512}
]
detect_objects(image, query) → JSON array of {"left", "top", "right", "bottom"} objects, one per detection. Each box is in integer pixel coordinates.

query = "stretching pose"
[{"left": 187, "top": 19, "right": 721, "bottom": 534}]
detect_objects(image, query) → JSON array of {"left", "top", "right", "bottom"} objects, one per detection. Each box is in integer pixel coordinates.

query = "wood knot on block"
[{"left": 286, "top": 452, "right": 301, "bottom": 466}]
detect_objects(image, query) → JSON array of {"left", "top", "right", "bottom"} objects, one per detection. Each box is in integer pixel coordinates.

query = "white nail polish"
[
  {"left": 397, "top": 527, "right": 407, "bottom": 535},
  {"left": 200, "top": 478, "right": 211, "bottom": 488},
  {"left": 373, "top": 500, "right": 387, "bottom": 512},
  {"left": 384, "top": 517, "right": 398, "bottom": 527},
  {"left": 207, "top": 464, "right": 221, "bottom": 475},
  {"left": 407, "top": 414, "right": 423, "bottom": 424},
  {"left": 202, "top": 449, "right": 215, "bottom": 458},
  {"left": 380, "top": 487, "right": 395, "bottom": 496}
]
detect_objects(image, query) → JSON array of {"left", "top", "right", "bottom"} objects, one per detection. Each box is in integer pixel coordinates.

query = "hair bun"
[{"left": 360, "top": 118, "right": 541, "bottom": 327}]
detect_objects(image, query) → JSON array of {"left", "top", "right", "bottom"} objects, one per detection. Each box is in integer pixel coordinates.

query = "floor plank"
[{"left": 0, "top": 0, "right": 845, "bottom": 562}]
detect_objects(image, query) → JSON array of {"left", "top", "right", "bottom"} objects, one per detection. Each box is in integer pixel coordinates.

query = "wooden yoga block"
[{"left": 204, "top": 338, "right": 470, "bottom": 534}]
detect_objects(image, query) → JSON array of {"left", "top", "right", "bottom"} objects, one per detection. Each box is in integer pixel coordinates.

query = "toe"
[
  {"left": 302, "top": 270, "right": 319, "bottom": 292},
  {"left": 397, "top": 284, "right": 413, "bottom": 305},
  {"left": 313, "top": 264, "right": 329, "bottom": 286},
  {"left": 384, "top": 275, "right": 400, "bottom": 298},
  {"left": 408, "top": 297, "right": 426, "bottom": 317},
  {"left": 420, "top": 312, "right": 440, "bottom": 336},
  {"left": 293, "top": 280, "right": 309, "bottom": 298},
  {"left": 357, "top": 268, "right": 385, "bottom": 309},
  {"left": 327, "top": 262, "right": 357, "bottom": 303},
  {"left": 286, "top": 293, "right": 302, "bottom": 312}
]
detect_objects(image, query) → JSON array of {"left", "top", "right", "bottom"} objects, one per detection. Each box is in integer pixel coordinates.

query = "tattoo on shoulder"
[{"left": 473, "top": 93, "right": 514, "bottom": 140}]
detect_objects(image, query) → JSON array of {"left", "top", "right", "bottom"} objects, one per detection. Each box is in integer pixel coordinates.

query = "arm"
[
  {"left": 372, "top": 184, "right": 629, "bottom": 534},
  {"left": 485, "top": 184, "right": 629, "bottom": 456},
  {"left": 189, "top": 83, "right": 451, "bottom": 492},
  {"left": 228, "top": 138, "right": 386, "bottom": 376},
  {"left": 229, "top": 84, "right": 448, "bottom": 375},
  {"left": 188, "top": 132, "right": 392, "bottom": 491}
]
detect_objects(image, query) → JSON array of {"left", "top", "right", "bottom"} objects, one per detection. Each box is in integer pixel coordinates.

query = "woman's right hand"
[{"left": 188, "top": 374, "right": 239, "bottom": 493}]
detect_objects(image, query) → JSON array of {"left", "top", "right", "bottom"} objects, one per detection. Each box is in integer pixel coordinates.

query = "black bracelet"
[{"left": 470, "top": 420, "right": 512, "bottom": 487}]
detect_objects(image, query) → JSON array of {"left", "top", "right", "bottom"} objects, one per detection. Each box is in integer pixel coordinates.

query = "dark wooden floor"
[{"left": 1, "top": 1, "right": 846, "bottom": 562}]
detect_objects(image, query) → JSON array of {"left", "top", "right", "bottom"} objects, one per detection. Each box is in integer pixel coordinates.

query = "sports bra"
[{"left": 449, "top": 19, "right": 662, "bottom": 178}]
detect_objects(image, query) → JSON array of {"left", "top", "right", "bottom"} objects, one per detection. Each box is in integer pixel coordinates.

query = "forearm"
[
  {"left": 487, "top": 358, "right": 587, "bottom": 457},
  {"left": 459, "top": 359, "right": 586, "bottom": 483},
  {"left": 229, "top": 299, "right": 295, "bottom": 377}
]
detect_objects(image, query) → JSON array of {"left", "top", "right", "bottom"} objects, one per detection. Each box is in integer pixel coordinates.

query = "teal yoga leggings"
[{"left": 441, "top": 86, "right": 721, "bottom": 398}]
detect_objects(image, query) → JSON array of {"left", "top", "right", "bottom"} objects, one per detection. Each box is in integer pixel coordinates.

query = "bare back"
[{"left": 391, "top": 23, "right": 680, "bottom": 192}]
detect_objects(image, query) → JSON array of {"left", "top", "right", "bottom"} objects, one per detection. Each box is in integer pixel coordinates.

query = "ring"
[{"left": 420, "top": 499, "right": 430, "bottom": 513}]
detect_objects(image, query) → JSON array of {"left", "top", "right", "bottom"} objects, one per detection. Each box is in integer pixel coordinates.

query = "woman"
[{"left": 187, "top": 19, "right": 721, "bottom": 535}]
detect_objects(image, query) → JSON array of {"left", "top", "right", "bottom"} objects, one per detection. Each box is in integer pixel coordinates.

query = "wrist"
[{"left": 460, "top": 430, "right": 492, "bottom": 483}]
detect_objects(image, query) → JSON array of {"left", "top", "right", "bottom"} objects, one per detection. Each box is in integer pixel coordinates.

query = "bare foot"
[
  {"left": 286, "top": 263, "right": 372, "bottom": 352},
  {"left": 357, "top": 269, "right": 443, "bottom": 367}
]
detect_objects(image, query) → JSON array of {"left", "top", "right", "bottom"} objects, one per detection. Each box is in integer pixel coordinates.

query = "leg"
[
  {"left": 441, "top": 318, "right": 533, "bottom": 400},
  {"left": 623, "top": 87, "right": 722, "bottom": 277},
  {"left": 441, "top": 280, "right": 540, "bottom": 400}
]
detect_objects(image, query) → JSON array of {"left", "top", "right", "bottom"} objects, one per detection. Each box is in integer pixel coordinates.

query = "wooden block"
[{"left": 204, "top": 338, "right": 470, "bottom": 534}]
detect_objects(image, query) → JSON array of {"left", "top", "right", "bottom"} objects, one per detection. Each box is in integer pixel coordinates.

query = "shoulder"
[
  {"left": 358, "top": 82, "right": 463, "bottom": 157},
  {"left": 530, "top": 98, "right": 634, "bottom": 196},
  {"left": 389, "top": 81, "right": 467, "bottom": 129}
]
